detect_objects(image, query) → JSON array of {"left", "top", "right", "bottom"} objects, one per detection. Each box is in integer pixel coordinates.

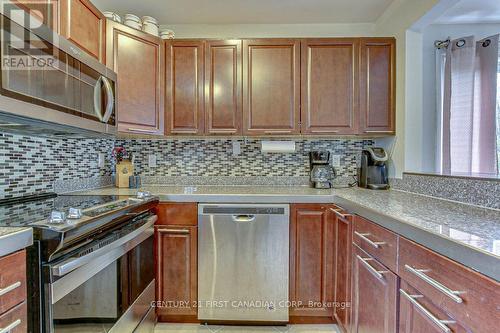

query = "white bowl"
[
  {"left": 142, "top": 22, "right": 159, "bottom": 36},
  {"left": 142, "top": 16, "right": 158, "bottom": 25},
  {"left": 124, "top": 14, "right": 141, "bottom": 23},
  {"left": 103, "top": 11, "right": 115, "bottom": 19},
  {"left": 124, "top": 20, "right": 142, "bottom": 30},
  {"left": 112, "top": 13, "right": 122, "bottom": 23}
]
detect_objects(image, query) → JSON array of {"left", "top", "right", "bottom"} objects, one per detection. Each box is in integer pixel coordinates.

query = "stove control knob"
[
  {"left": 137, "top": 191, "right": 152, "bottom": 199},
  {"left": 49, "top": 211, "right": 66, "bottom": 224},
  {"left": 67, "top": 208, "right": 83, "bottom": 219}
]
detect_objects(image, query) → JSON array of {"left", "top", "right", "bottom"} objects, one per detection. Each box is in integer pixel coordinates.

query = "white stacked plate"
[
  {"left": 124, "top": 14, "right": 142, "bottom": 30},
  {"left": 142, "top": 16, "right": 159, "bottom": 36},
  {"left": 103, "top": 11, "right": 121, "bottom": 23},
  {"left": 160, "top": 29, "right": 175, "bottom": 40}
]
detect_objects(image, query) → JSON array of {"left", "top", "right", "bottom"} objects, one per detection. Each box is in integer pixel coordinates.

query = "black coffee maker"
[{"left": 358, "top": 147, "right": 390, "bottom": 190}]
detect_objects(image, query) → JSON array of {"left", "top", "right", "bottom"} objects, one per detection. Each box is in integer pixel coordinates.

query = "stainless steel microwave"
[{"left": 0, "top": 4, "right": 117, "bottom": 137}]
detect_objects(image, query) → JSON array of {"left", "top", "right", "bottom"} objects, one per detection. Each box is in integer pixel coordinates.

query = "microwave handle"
[{"left": 93, "top": 76, "right": 114, "bottom": 123}]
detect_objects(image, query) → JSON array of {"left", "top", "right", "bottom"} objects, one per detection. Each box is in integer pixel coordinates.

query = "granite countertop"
[
  {"left": 0, "top": 227, "right": 33, "bottom": 257},
  {"left": 68, "top": 185, "right": 500, "bottom": 280}
]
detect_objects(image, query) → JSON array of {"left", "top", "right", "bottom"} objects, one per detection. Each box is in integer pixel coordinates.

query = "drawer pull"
[
  {"left": 334, "top": 210, "right": 352, "bottom": 220},
  {"left": 404, "top": 265, "right": 464, "bottom": 303},
  {"left": 400, "top": 289, "right": 455, "bottom": 333},
  {"left": 354, "top": 231, "right": 386, "bottom": 248},
  {"left": 0, "top": 319, "right": 21, "bottom": 333},
  {"left": 356, "top": 255, "right": 388, "bottom": 280},
  {"left": 158, "top": 228, "right": 190, "bottom": 234},
  {"left": 0, "top": 281, "right": 21, "bottom": 296}
]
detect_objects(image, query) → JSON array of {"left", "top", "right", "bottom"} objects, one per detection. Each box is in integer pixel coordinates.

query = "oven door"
[{"left": 43, "top": 214, "right": 156, "bottom": 333}]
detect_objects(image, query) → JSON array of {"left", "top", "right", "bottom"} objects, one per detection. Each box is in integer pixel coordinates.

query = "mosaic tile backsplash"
[
  {"left": 116, "top": 138, "right": 374, "bottom": 177},
  {"left": 0, "top": 132, "right": 114, "bottom": 199},
  {"left": 0, "top": 132, "right": 373, "bottom": 199}
]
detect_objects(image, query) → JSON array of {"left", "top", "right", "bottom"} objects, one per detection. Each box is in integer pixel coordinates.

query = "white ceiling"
[
  {"left": 91, "top": 0, "right": 395, "bottom": 25},
  {"left": 435, "top": 0, "right": 500, "bottom": 24}
]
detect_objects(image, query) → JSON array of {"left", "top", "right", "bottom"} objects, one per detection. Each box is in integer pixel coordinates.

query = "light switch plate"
[
  {"left": 232, "top": 141, "right": 241, "bottom": 156},
  {"left": 98, "top": 153, "right": 105, "bottom": 168},
  {"left": 148, "top": 154, "right": 157, "bottom": 168},
  {"left": 331, "top": 155, "right": 341, "bottom": 168}
]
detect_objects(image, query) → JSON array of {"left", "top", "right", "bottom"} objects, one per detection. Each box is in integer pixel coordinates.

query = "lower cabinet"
[
  {"left": 351, "top": 245, "right": 398, "bottom": 333},
  {"left": 289, "top": 204, "right": 335, "bottom": 322},
  {"left": 332, "top": 208, "right": 353, "bottom": 332},
  {"left": 155, "top": 203, "right": 198, "bottom": 322}
]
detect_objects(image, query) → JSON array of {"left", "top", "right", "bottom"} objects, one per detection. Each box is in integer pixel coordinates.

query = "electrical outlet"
[
  {"left": 232, "top": 141, "right": 241, "bottom": 156},
  {"left": 98, "top": 153, "right": 105, "bottom": 168},
  {"left": 148, "top": 154, "right": 157, "bottom": 168},
  {"left": 331, "top": 155, "right": 341, "bottom": 168}
]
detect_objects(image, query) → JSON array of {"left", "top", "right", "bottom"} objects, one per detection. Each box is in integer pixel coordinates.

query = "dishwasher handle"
[{"left": 232, "top": 215, "right": 256, "bottom": 222}]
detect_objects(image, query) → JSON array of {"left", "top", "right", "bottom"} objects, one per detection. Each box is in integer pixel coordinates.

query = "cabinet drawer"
[
  {"left": 399, "top": 237, "right": 500, "bottom": 333},
  {"left": 0, "top": 301, "right": 27, "bottom": 333},
  {"left": 0, "top": 251, "right": 27, "bottom": 314},
  {"left": 155, "top": 203, "right": 198, "bottom": 226},
  {"left": 353, "top": 216, "right": 398, "bottom": 272}
]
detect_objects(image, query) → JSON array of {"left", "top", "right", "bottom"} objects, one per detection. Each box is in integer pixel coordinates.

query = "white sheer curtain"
[{"left": 441, "top": 34, "right": 499, "bottom": 175}]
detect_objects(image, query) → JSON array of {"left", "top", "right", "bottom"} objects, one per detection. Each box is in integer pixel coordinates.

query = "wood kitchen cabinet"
[
  {"left": 155, "top": 203, "right": 198, "bottom": 322},
  {"left": 359, "top": 38, "right": 396, "bottom": 134},
  {"left": 351, "top": 245, "right": 398, "bottom": 333},
  {"left": 289, "top": 204, "right": 335, "bottom": 322},
  {"left": 11, "top": 0, "right": 59, "bottom": 30},
  {"left": 332, "top": 208, "right": 353, "bottom": 332},
  {"left": 243, "top": 39, "right": 301, "bottom": 135},
  {"left": 301, "top": 39, "right": 359, "bottom": 135},
  {"left": 0, "top": 250, "right": 27, "bottom": 333},
  {"left": 205, "top": 40, "right": 242, "bottom": 135},
  {"left": 165, "top": 40, "right": 205, "bottom": 135},
  {"left": 106, "top": 21, "right": 165, "bottom": 135},
  {"left": 59, "top": 0, "right": 106, "bottom": 62}
]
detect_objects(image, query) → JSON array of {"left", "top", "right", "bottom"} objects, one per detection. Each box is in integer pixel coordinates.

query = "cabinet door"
[
  {"left": 333, "top": 210, "right": 353, "bottom": 332},
  {"left": 155, "top": 226, "right": 197, "bottom": 319},
  {"left": 359, "top": 38, "right": 396, "bottom": 135},
  {"left": 243, "top": 39, "right": 300, "bottom": 135},
  {"left": 205, "top": 40, "right": 242, "bottom": 135},
  {"left": 106, "top": 21, "right": 165, "bottom": 135},
  {"left": 351, "top": 245, "right": 397, "bottom": 333},
  {"left": 399, "top": 281, "right": 469, "bottom": 333},
  {"left": 165, "top": 40, "right": 205, "bottom": 135},
  {"left": 59, "top": 0, "right": 105, "bottom": 62},
  {"left": 301, "top": 39, "right": 358, "bottom": 135},
  {"left": 290, "top": 204, "right": 335, "bottom": 319},
  {"left": 10, "top": 0, "right": 59, "bottom": 31}
]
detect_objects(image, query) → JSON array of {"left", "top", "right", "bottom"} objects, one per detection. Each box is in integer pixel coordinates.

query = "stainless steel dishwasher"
[{"left": 198, "top": 204, "right": 290, "bottom": 323}]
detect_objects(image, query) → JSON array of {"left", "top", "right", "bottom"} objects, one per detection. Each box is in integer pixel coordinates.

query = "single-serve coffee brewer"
[
  {"left": 309, "top": 151, "right": 336, "bottom": 189},
  {"left": 358, "top": 147, "right": 390, "bottom": 190}
]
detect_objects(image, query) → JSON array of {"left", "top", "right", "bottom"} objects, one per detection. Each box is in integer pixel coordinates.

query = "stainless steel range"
[{"left": 0, "top": 192, "right": 159, "bottom": 333}]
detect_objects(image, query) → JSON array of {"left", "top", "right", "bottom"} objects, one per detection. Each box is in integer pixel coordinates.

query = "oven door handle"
[{"left": 50, "top": 215, "right": 157, "bottom": 277}]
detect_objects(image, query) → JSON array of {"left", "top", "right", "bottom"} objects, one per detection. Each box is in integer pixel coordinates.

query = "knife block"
[{"left": 115, "top": 160, "right": 134, "bottom": 188}]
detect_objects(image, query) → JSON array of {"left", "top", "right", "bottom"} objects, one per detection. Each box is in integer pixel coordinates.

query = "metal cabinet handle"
[
  {"left": 0, "top": 319, "right": 21, "bottom": 333},
  {"left": 400, "top": 289, "right": 456, "bottom": 333},
  {"left": 158, "top": 229, "right": 190, "bottom": 234},
  {"left": 364, "top": 130, "right": 394, "bottom": 134},
  {"left": 334, "top": 210, "right": 352, "bottom": 220},
  {"left": 404, "top": 265, "right": 464, "bottom": 303},
  {"left": 0, "top": 281, "right": 21, "bottom": 296},
  {"left": 356, "top": 255, "right": 387, "bottom": 280},
  {"left": 354, "top": 231, "right": 386, "bottom": 248}
]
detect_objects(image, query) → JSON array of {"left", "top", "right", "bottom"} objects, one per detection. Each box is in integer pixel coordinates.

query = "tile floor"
[{"left": 155, "top": 324, "right": 340, "bottom": 333}]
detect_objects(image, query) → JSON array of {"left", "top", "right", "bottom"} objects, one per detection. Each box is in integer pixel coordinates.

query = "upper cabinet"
[
  {"left": 243, "top": 39, "right": 301, "bottom": 135},
  {"left": 359, "top": 38, "right": 396, "bottom": 134},
  {"left": 106, "top": 21, "right": 165, "bottom": 135},
  {"left": 301, "top": 39, "right": 359, "bottom": 135},
  {"left": 59, "top": 0, "right": 106, "bottom": 62},
  {"left": 165, "top": 40, "right": 205, "bottom": 135},
  {"left": 11, "top": 0, "right": 59, "bottom": 30},
  {"left": 205, "top": 40, "right": 242, "bottom": 135}
]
